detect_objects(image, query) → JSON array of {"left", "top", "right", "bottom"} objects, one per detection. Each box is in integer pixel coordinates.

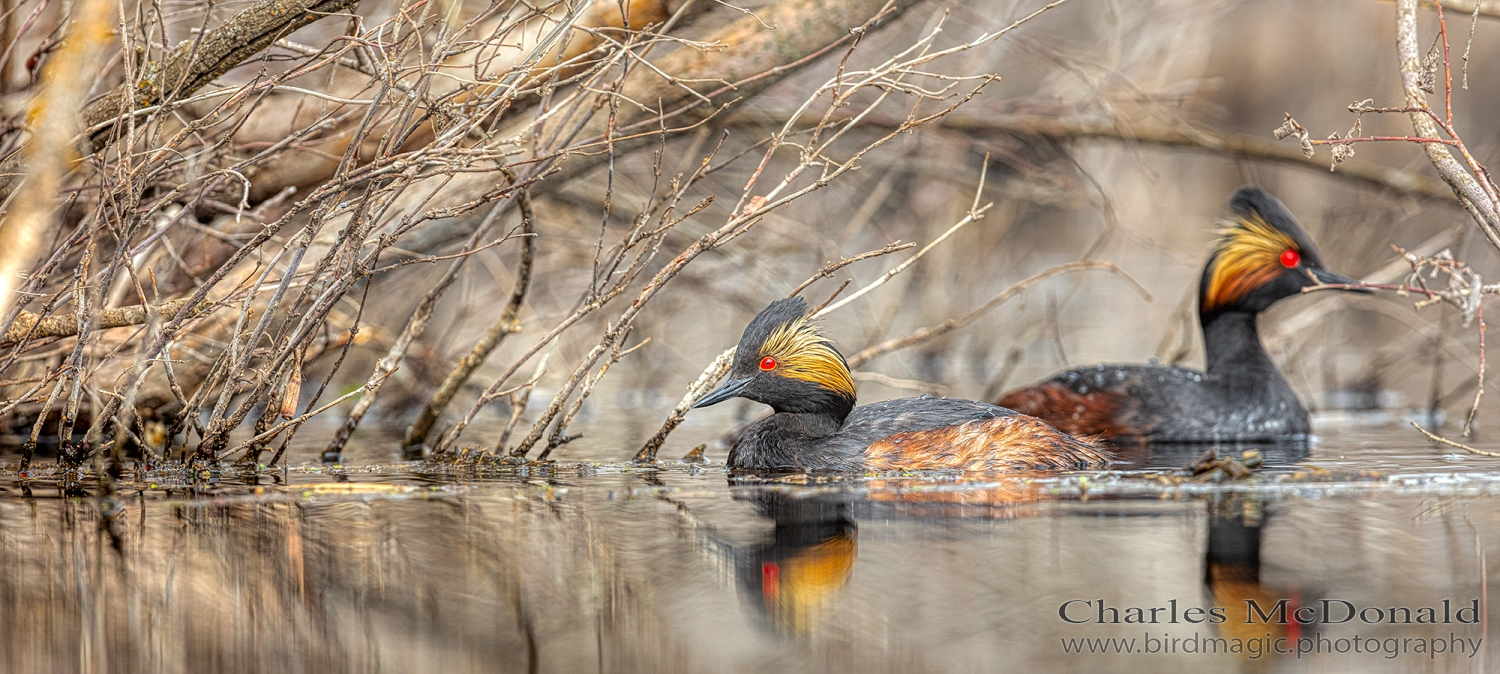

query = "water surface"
[{"left": 2, "top": 416, "right": 1499, "bottom": 673}]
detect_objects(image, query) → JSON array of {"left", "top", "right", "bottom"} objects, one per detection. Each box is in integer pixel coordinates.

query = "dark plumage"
[
  {"left": 693, "top": 297, "right": 1109, "bottom": 472},
  {"left": 998, "top": 186, "right": 1369, "bottom": 442}
]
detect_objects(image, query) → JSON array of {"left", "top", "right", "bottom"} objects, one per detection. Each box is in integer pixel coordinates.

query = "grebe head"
[
  {"left": 1199, "top": 186, "right": 1368, "bottom": 318},
  {"left": 692, "top": 297, "right": 856, "bottom": 419}
]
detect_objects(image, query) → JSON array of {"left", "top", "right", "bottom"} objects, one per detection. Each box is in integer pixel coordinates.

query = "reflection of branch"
[{"left": 734, "top": 112, "right": 1459, "bottom": 202}]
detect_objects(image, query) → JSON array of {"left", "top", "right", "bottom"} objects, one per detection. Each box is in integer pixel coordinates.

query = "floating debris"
[{"left": 1183, "top": 448, "right": 1264, "bottom": 482}]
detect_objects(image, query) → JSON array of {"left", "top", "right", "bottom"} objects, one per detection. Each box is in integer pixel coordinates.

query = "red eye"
[
  {"left": 759, "top": 356, "right": 777, "bottom": 371},
  {"left": 1280, "top": 249, "right": 1300, "bottom": 268}
]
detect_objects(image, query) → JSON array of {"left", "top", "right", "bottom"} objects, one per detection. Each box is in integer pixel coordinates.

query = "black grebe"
[
  {"left": 692, "top": 297, "right": 1108, "bottom": 471},
  {"left": 998, "top": 186, "right": 1369, "bottom": 443}
]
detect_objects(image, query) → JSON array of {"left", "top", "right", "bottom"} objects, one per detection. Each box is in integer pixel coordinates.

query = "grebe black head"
[
  {"left": 693, "top": 297, "right": 856, "bottom": 422},
  {"left": 1199, "top": 186, "right": 1368, "bottom": 318}
]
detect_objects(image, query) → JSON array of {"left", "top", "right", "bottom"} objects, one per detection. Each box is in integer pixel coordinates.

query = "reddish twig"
[
  {"left": 1466, "top": 302, "right": 1485, "bottom": 435},
  {"left": 1436, "top": 0, "right": 1453, "bottom": 125}
]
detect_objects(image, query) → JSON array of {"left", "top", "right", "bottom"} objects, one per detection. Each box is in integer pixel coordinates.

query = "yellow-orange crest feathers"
[
  {"left": 1203, "top": 214, "right": 1298, "bottom": 312},
  {"left": 758, "top": 317, "right": 856, "bottom": 399}
]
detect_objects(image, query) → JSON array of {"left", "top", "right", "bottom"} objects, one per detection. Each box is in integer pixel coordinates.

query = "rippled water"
[{"left": 3, "top": 415, "right": 1500, "bottom": 673}]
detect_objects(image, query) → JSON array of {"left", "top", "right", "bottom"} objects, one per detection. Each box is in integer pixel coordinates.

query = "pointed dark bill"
[{"left": 692, "top": 377, "right": 753, "bottom": 408}]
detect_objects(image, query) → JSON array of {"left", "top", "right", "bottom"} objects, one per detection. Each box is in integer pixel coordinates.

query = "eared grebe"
[
  {"left": 693, "top": 297, "right": 1108, "bottom": 471},
  {"left": 997, "top": 186, "right": 1369, "bottom": 443}
]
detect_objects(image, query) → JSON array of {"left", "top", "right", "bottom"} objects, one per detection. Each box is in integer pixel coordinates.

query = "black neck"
[
  {"left": 768, "top": 390, "right": 855, "bottom": 428},
  {"left": 1199, "top": 310, "right": 1279, "bottom": 378},
  {"left": 731, "top": 409, "right": 854, "bottom": 471},
  {"left": 769, "top": 410, "right": 846, "bottom": 437}
]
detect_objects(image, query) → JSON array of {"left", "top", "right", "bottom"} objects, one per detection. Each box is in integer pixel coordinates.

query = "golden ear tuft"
[
  {"left": 1203, "top": 214, "right": 1299, "bottom": 312},
  {"left": 758, "top": 317, "right": 856, "bottom": 399}
]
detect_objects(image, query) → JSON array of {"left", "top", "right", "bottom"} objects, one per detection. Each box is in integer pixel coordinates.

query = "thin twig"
[
  {"left": 1413, "top": 421, "right": 1500, "bottom": 457},
  {"left": 846, "top": 261, "right": 1148, "bottom": 367}
]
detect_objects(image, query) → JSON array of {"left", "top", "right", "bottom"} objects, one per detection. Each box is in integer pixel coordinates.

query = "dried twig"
[
  {"left": 1396, "top": 0, "right": 1500, "bottom": 248},
  {"left": 1, "top": 298, "right": 208, "bottom": 347},
  {"left": 0, "top": 0, "right": 365, "bottom": 204},
  {"left": 402, "top": 187, "right": 536, "bottom": 453},
  {"left": 0, "top": 0, "right": 1088, "bottom": 471},
  {"left": 319, "top": 203, "right": 523, "bottom": 461},
  {"left": 741, "top": 111, "right": 1460, "bottom": 202},
  {"left": 1412, "top": 421, "right": 1500, "bottom": 457},
  {"left": 846, "top": 261, "right": 1147, "bottom": 367}
]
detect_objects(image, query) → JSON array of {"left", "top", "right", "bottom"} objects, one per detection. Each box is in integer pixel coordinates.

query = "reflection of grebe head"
[
  {"left": 740, "top": 527, "right": 857, "bottom": 636},
  {"left": 693, "top": 298, "right": 856, "bottom": 422},
  {"left": 732, "top": 491, "right": 858, "bottom": 636},
  {"left": 1204, "top": 494, "right": 1300, "bottom": 659},
  {"left": 1199, "top": 186, "right": 1365, "bottom": 318}
]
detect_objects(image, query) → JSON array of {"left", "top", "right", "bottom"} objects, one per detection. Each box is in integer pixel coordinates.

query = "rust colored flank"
[
  {"left": 862, "top": 414, "right": 1109, "bottom": 471},
  {"left": 996, "top": 381, "right": 1139, "bottom": 439}
]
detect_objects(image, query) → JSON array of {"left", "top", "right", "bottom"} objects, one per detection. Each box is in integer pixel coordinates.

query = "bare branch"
[{"left": 1, "top": 298, "right": 210, "bottom": 347}]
